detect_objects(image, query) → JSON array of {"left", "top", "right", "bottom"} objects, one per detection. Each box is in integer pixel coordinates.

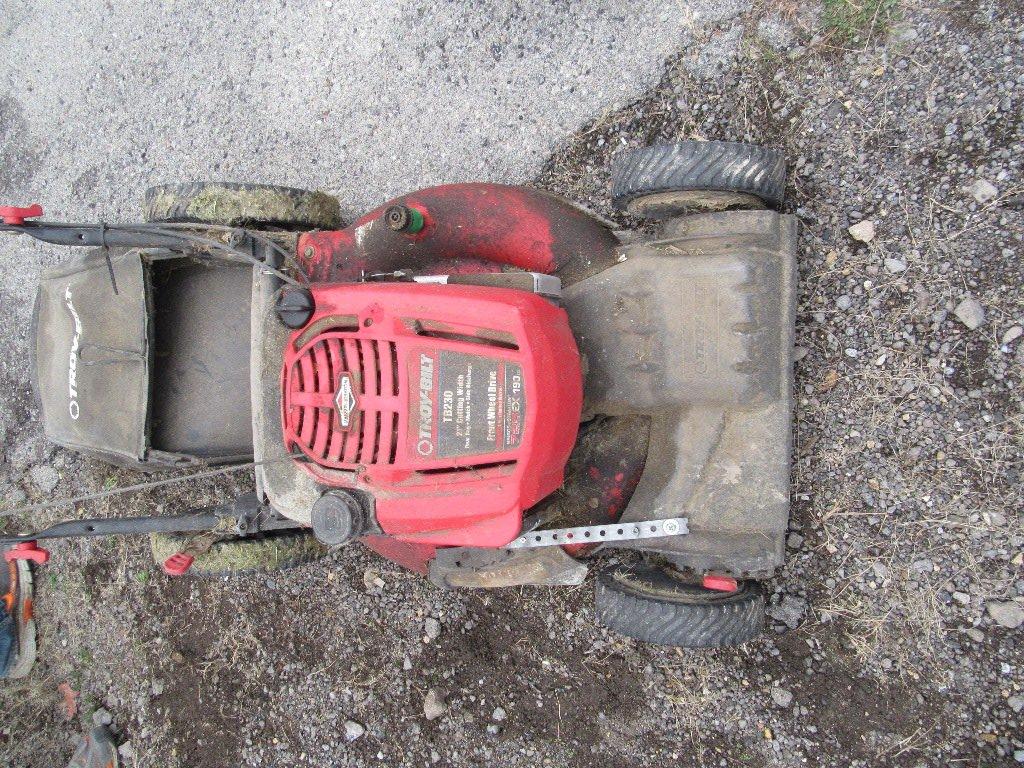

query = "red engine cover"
[{"left": 281, "top": 282, "right": 582, "bottom": 547}]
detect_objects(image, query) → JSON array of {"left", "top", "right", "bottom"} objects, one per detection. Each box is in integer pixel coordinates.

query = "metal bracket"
[
  {"left": 504, "top": 517, "right": 688, "bottom": 549},
  {"left": 233, "top": 501, "right": 303, "bottom": 536}
]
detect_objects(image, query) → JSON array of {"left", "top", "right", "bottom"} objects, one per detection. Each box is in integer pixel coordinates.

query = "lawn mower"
[{"left": 0, "top": 140, "right": 797, "bottom": 647}]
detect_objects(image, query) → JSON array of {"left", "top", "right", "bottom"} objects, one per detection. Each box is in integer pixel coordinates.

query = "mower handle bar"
[{"left": 0, "top": 494, "right": 303, "bottom": 547}]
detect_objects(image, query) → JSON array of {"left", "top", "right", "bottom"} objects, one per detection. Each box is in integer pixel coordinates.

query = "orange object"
[
  {"left": 4, "top": 541, "right": 50, "bottom": 565},
  {"left": 0, "top": 204, "right": 43, "bottom": 225},
  {"left": 58, "top": 682, "right": 79, "bottom": 720},
  {"left": 162, "top": 552, "right": 195, "bottom": 576},
  {"left": 702, "top": 573, "right": 739, "bottom": 593}
]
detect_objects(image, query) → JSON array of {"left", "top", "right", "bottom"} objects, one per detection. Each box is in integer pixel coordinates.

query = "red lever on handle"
[
  {"left": 0, "top": 204, "right": 43, "bottom": 225},
  {"left": 702, "top": 573, "right": 739, "bottom": 593},
  {"left": 162, "top": 552, "right": 195, "bottom": 577},
  {"left": 4, "top": 541, "right": 51, "bottom": 565}
]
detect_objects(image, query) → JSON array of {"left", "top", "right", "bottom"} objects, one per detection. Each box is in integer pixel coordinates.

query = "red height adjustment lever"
[
  {"left": 702, "top": 572, "right": 739, "bottom": 593},
  {"left": 162, "top": 552, "right": 195, "bottom": 577},
  {"left": 4, "top": 541, "right": 51, "bottom": 565},
  {"left": 0, "top": 204, "right": 43, "bottom": 225}
]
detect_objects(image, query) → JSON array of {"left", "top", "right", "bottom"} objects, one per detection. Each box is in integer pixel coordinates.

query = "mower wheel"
[
  {"left": 611, "top": 140, "right": 786, "bottom": 217},
  {"left": 594, "top": 562, "right": 764, "bottom": 647},
  {"left": 149, "top": 530, "right": 328, "bottom": 577},
  {"left": 143, "top": 182, "right": 343, "bottom": 230}
]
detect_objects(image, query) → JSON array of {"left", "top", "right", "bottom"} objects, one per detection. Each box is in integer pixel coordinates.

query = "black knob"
[
  {"left": 275, "top": 287, "right": 315, "bottom": 329},
  {"left": 310, "top": 490, "right": 369, "bottom": 546}
]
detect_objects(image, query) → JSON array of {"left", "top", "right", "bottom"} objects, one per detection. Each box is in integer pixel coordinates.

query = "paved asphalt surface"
[
  {"left": 0, "top": 0, "right": 743, "bottom": 212},
  {"left": 1, "top": 0, "right": 746, "bottom": 343}
]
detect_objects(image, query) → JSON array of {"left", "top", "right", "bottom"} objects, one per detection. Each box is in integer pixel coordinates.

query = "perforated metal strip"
[{"left": 504, "top": 517, "right": 688, "bottom": 549}]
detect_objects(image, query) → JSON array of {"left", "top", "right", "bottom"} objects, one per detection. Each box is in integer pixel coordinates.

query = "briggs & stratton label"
[{"left": 333, "top": 371, "right": 359, "bottom": 431}]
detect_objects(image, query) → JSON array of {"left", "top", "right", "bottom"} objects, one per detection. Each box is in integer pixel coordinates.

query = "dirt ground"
[{"left": 1, "top": 1, "right": 1022, "bottom": 766}]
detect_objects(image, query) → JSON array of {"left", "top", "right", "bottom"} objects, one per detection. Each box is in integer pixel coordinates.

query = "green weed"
[{"left": 822, "top": 0, "right": 899, "bottom": 43}]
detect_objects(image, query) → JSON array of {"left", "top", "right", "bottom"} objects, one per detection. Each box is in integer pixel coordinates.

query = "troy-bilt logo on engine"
[
  {"left": 334, "top": 372, "right": 358, "bottom": 430},
  {"left": 64, "top": 286, "right": 82, "bottom": 420},
  {"left": 417, "top": 353, "right": 435, "bottom": 456}
]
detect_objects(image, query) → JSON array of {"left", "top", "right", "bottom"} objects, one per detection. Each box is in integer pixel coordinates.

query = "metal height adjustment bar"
[{"left": 505, "top": 517, "right": 688, "bottom": 549}]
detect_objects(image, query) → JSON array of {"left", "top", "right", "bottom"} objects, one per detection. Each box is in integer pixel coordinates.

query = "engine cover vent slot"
[
  {"left": 408, "top": 319, "right": 519, "bottom": 351},
  {"left": 416, "top": 460, "right": 518, "bottom": 477}
]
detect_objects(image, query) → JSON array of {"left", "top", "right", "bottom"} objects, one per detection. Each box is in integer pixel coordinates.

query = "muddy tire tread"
[
  {"left": 143, "top": 181, "right": 343, "bottom": 229},
  {"left": 595, "top": 569, "right": 765, "bottom": 647},
  {"left": 611, "top": 141, "right": 786, "bottom": 210}
]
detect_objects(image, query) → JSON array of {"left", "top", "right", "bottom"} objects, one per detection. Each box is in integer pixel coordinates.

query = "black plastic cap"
[
  {"left": 310, "top": 490, "right": 367, "bottom": 546},
  {"left": 276, "top": 287, "right": 315, "bottom": 329}
]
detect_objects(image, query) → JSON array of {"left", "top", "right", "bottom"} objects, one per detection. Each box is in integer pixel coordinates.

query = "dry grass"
[
  {"left": 657, "top": 653, "right": 739, "bottom": 749},
  {"left": 0, "top": 669, "right": 65, "bottom": 760}
]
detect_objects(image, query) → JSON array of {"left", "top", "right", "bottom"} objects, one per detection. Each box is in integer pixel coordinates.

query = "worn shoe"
[
  {"left": 68, "top": 726, "right": 120, "bottom": 768},
  {"left": 0, "top": 546, "right": 37, "bottom": 679}
]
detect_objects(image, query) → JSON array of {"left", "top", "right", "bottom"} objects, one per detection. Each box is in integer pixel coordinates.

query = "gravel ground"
[{"left": 2, "top": 1, "right": 1023, "bottom": 766}]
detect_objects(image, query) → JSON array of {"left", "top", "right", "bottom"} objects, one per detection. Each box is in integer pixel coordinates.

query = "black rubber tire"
[
  {"left": 149, "top": 530, "right": 328, "bottom": 577},
  {"left": 595, "top": 562, "right": 765, "bottom": 647},
  {"left": 611, "top": 140, "right": 786, "bottom": 214},
  {"left": 143, "top": 182, "right": 343, "bottom": 230}
]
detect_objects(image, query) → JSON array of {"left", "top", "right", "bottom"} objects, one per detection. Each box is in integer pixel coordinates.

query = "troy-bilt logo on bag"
[
  {"left": 334, "top": 372, "right": 359, "bottom": 430},
  {"left": 64, "top": 286, "right": 82, "bottom": 420}
]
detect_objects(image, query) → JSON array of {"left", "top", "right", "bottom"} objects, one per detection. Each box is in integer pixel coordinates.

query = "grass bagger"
[{"left": 0, "top": 140, "right": 797, "bottom": 648}]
